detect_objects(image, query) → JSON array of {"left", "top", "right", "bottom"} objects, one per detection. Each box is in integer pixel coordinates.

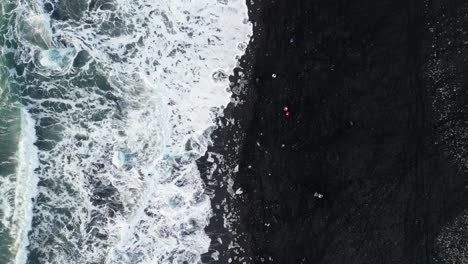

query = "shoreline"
[
  {"left": 198, "top": 26, "right": 258, "bottom": 264},
  {"left": 199, "top": 0, "right": 468, "bottom": 263}
]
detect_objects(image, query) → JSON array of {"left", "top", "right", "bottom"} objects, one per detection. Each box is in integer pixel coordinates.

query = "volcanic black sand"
[{"left": 199, "top": 0, "right": 468, "bottom": 263}]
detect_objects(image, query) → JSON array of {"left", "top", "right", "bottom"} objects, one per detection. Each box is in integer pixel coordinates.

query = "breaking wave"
[{"left": 0, "top": 0, "right": 251, "bottom": 263}]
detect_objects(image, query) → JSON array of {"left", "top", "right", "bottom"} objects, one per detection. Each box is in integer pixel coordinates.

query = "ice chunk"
[
  {"left": 19, "top": 14, "right": 52, "bottom": 48},
  {"left": 112, "top": 150, "right": 127, "bottom": 168},
  {"left": 38, "top": 48, "right": 76, "bottom": 72}
]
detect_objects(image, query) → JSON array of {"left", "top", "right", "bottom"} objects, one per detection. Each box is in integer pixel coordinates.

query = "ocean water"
[{"left": 0, "top": 0, "right": 252, "bottom": 263}]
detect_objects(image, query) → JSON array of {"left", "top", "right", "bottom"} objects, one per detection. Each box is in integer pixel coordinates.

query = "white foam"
[
  {"left": 13, "top": 109, "right": 40, "bottom": 264},
  {"left": 0, "top": 108, "right": 40, "bottom": 264},
  {"left": 12, "top": 0, "right": 252, "bottom": 263}
]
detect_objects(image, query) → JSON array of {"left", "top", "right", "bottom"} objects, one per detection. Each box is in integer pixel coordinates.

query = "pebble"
[{"left": 314, "top": 192, "right": 324, "bottom": 199}]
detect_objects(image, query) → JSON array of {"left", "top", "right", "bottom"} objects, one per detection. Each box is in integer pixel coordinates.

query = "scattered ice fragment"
[
  {"left": 112, "top": 150, "right": 127, "bottom": 168},
  {"left": 20, "top": 14, "right": 52, "bottom": 48},
  {"left": 207, "top": 155, "right": 214, "bottom": 163},
  {"left": 212, "top": 69, "right": 229, "bottom": 82},
  {"left": 314, "top": 192, "right": 324, "bottom": 199},
  {"left": 237, "top": 42, "right": 248, "bottom": 51},
  {"left": 235, "top": 188, "right": 243, "bottom": 195},
  {"left": 212, "top": 251, "right": 220, "bottom": 261},
  {"left": 38, "top": 48, "right": 77, "bottom": 72}
]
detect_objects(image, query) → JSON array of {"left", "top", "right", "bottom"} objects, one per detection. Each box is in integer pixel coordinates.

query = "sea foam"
[
  {"left": 12, "top": 109, "right": 40, "bottom": 264},
  {"left": 10, "top": 0, "right": 252, "bottom": 263},
  {"left": 0, "top": 108, "right": 40, "bottom": 264}
]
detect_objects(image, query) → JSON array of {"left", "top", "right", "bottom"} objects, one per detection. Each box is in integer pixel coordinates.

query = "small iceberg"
[
  {"left": 112, "top": 150, "right": 127, "bottom": 169},
  {"left": 38, "top": 48, "right": 77, "bottom": 72},
  {"left": 19, "top": 14, "right": 52, "bottom": 49}
]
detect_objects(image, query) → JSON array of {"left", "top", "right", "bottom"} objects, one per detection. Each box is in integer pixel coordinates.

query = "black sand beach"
[{"left": 200, "top": 0, "right": 468, "bottom": 263}]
